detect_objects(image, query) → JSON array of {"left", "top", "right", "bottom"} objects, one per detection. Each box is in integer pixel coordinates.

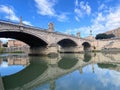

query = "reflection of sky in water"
[
  {"left": 34, "top": 64, "right": 120, "bottom": 90},
  {"left": 0, "top": 61, "right": 25, "bottom": 76}
]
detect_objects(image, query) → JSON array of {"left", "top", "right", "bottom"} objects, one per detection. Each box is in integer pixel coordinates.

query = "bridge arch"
[
  {"left": 0, "top": 31, "right": 48, "bottom": 47},
  {"left": 82, "top": 42, "right": 91, "bottom": 51},
  {"left": 57, "top": 38, "right": 78, "bottom": 47}
]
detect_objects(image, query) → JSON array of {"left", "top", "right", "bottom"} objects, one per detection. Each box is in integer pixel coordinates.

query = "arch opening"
[
  {"left": 82, "top": 42, "right": 91, "bottom": 51},
  {"left": 57, "top": 39, "right": 77, "bottom": 47},
  {"left": 0, "top": 31, "right": 48, "bottom": 48}
]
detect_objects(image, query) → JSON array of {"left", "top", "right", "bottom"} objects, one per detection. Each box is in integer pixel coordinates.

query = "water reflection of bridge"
[
  {"left": 1, "top": 52, "right": 120, "bottom": 90},
  {"left": 0, "top": 54, "right": 30, "bottom": 66}
]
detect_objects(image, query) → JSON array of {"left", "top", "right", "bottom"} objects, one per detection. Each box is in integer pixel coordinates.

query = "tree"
[
  {"left": 95, "top": 33, "right": 115, "bottom": 39},
  {"left": 0, "top": 48, "right": 5, "bottom": 53},
  {"left": 107, "top": 34, "right": 115, "bottom": 38},
  {"left": 3, "top": 42, "right": 8, "bottom": 47}
]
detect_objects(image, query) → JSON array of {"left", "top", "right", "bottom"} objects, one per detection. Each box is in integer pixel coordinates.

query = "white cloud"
[
  {"left": 57, "top": 13, "right": 69, "bottom": 22},
  {"left": 75, "top": 0, "right": 78, "bottom": 6},
  {"left": 0, "top": 5, "right": 32, "bottom": 26},
  {"left": 79, "top": 1, "right": 91, "bottom": 15},
  {"left": 98, "top": 4, "right": 107, "bottom": 11},
  {"left": 34, "top": 0, "right": 68, "bottom": 22},
  {"left": 75, "top": 16, "right": 80, "bottom": 22},
  {"left": 95, "top": 66, "right": 120, "bottom": 87},
  {"left": 34, "top": 0, "right": 56, "bottom": 16},
  {"left": 23, "top": 21, "right": 32, "bottom": 26},
  {"left": 67, "top": 5, "right": 120, "bottom": 37},
  {"left": 105, "top": 7, "right": 120, "bottom": 29},
  {"left": 0, "top": 38, "right": 14, "bottom": 43},
  {"left": 74, "top": 0, "right": 91, "bottom": 22},
  {"left": 74, "top": 8, "right": 82, "bottom": 18},
  {"left": 0, "top": 5, "right": 19, "bottom": 21}
]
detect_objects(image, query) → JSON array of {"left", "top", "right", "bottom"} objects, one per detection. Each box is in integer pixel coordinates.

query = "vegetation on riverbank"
[{"left": 0, "top": 48, "right": 5, "bottom": 53}]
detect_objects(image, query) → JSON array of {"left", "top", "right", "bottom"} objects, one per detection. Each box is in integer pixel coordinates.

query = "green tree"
[
  {"left": 3, "top": 42, "right": 8, "bottom": 47},
  {"left": 95, "top": 33, "right": 115, "bottom": 39},
  {"left": 0, "top": 48, "right": 5, "bottom": 53},
  {"left": 107, "top": 34, "right": 115, "bottom": 38}
]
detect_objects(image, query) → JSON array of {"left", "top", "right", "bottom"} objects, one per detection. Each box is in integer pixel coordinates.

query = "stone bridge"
[
  {"left": 0, "top": 20, "right": 92, "bottom": 55},
  {"left": 1, "top": 20, "right": 120, "bottom": 55}
]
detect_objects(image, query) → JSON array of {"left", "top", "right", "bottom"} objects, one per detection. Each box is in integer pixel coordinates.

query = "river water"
[{"left": 0, "top": 52, "right": 120, "bottom": 90}]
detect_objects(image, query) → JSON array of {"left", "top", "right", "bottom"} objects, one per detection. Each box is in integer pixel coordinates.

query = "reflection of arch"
[
  {"left": 58, "top": 55, "right": 78, "bottom": 69},
  {"left": 57, "top": 39, "right": 77, "bottom": 47},
  {"left": 82, "top": 42, "right": 91, "bottom": 51},
  {"left": 2, "top": 58, "right": 48, "bottom": 90},
  {"left": 0, "top": 31, "right": 48, "bottom": 47}
]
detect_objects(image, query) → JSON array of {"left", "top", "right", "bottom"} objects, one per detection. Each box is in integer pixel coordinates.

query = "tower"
[
  {"left": 48, "top": 22, "right": 54, "bottom": 32},
  {"left": 77, "top": 32, "right": 81, "bottom": 38},
  {"left": 19, "top": 16, "right": 23, "bottom": 26}
]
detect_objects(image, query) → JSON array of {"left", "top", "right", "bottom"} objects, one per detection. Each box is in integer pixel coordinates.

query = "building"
[
  {"left": 8, "top": 40, "right": 29, "bottom": 48},
  {"left": 5, "top": 40, "right": 30, "bottom": 53},
  {"left": 105, "top": 27, "right": 120, "bottom": 38}
]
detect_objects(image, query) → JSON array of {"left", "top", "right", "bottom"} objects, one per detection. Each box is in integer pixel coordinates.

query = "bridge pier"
[
  {"left": 29, "top": 46, "right": 84, "bottom": 55},
  {"left": 59, "top": 46, "right": 83, "bottom": 53},
  {"left": 50, "top": 80, "right": 56, "bottom": 90},
  {"left": 29, "top": 46, "right": 58, "bottom": 56}
]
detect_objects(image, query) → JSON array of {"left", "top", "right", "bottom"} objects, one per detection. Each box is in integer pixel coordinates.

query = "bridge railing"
[
  {"left": 0, "top": 19, "right": 47, "bottom": 30},
  {"left": 21, "top": 23, "right": 47, "bottom": 31}
]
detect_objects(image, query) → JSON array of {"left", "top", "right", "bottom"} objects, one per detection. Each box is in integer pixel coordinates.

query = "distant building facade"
[
  {"left": 8, "top": 40, "right": 29, "bottom": 47},
  {"left": 5, "top": 40, "right": 30, "bottom": 53},
  {"left": 105, "top": 27, "right": 120, "bottom": 38}
]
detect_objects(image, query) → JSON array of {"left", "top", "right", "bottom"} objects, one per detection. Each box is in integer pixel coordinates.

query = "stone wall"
[{"left": 91, "top": 39, "right": 120, "bottom": 51}]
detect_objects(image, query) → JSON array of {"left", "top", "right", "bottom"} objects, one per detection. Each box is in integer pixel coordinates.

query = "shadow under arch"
[
  {"left": 0, "top": 31, "right": 48, "bottom": 47},
  {"left": 58, "top": 54, "right": 78, "bottom": 69},
  {"left": 57, "top": 38, "right": 77, "bottom": 47},
  {"left": 2, "top": 57, "right": 48, "bottom": 90},
  {"left": 82, "top": 42, "right": 91, "bottom": 51}
]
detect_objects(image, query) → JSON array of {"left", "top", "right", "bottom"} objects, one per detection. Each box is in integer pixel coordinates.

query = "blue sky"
[{"left": 0, "top": 0, "right": 120, "bottom": 40}]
